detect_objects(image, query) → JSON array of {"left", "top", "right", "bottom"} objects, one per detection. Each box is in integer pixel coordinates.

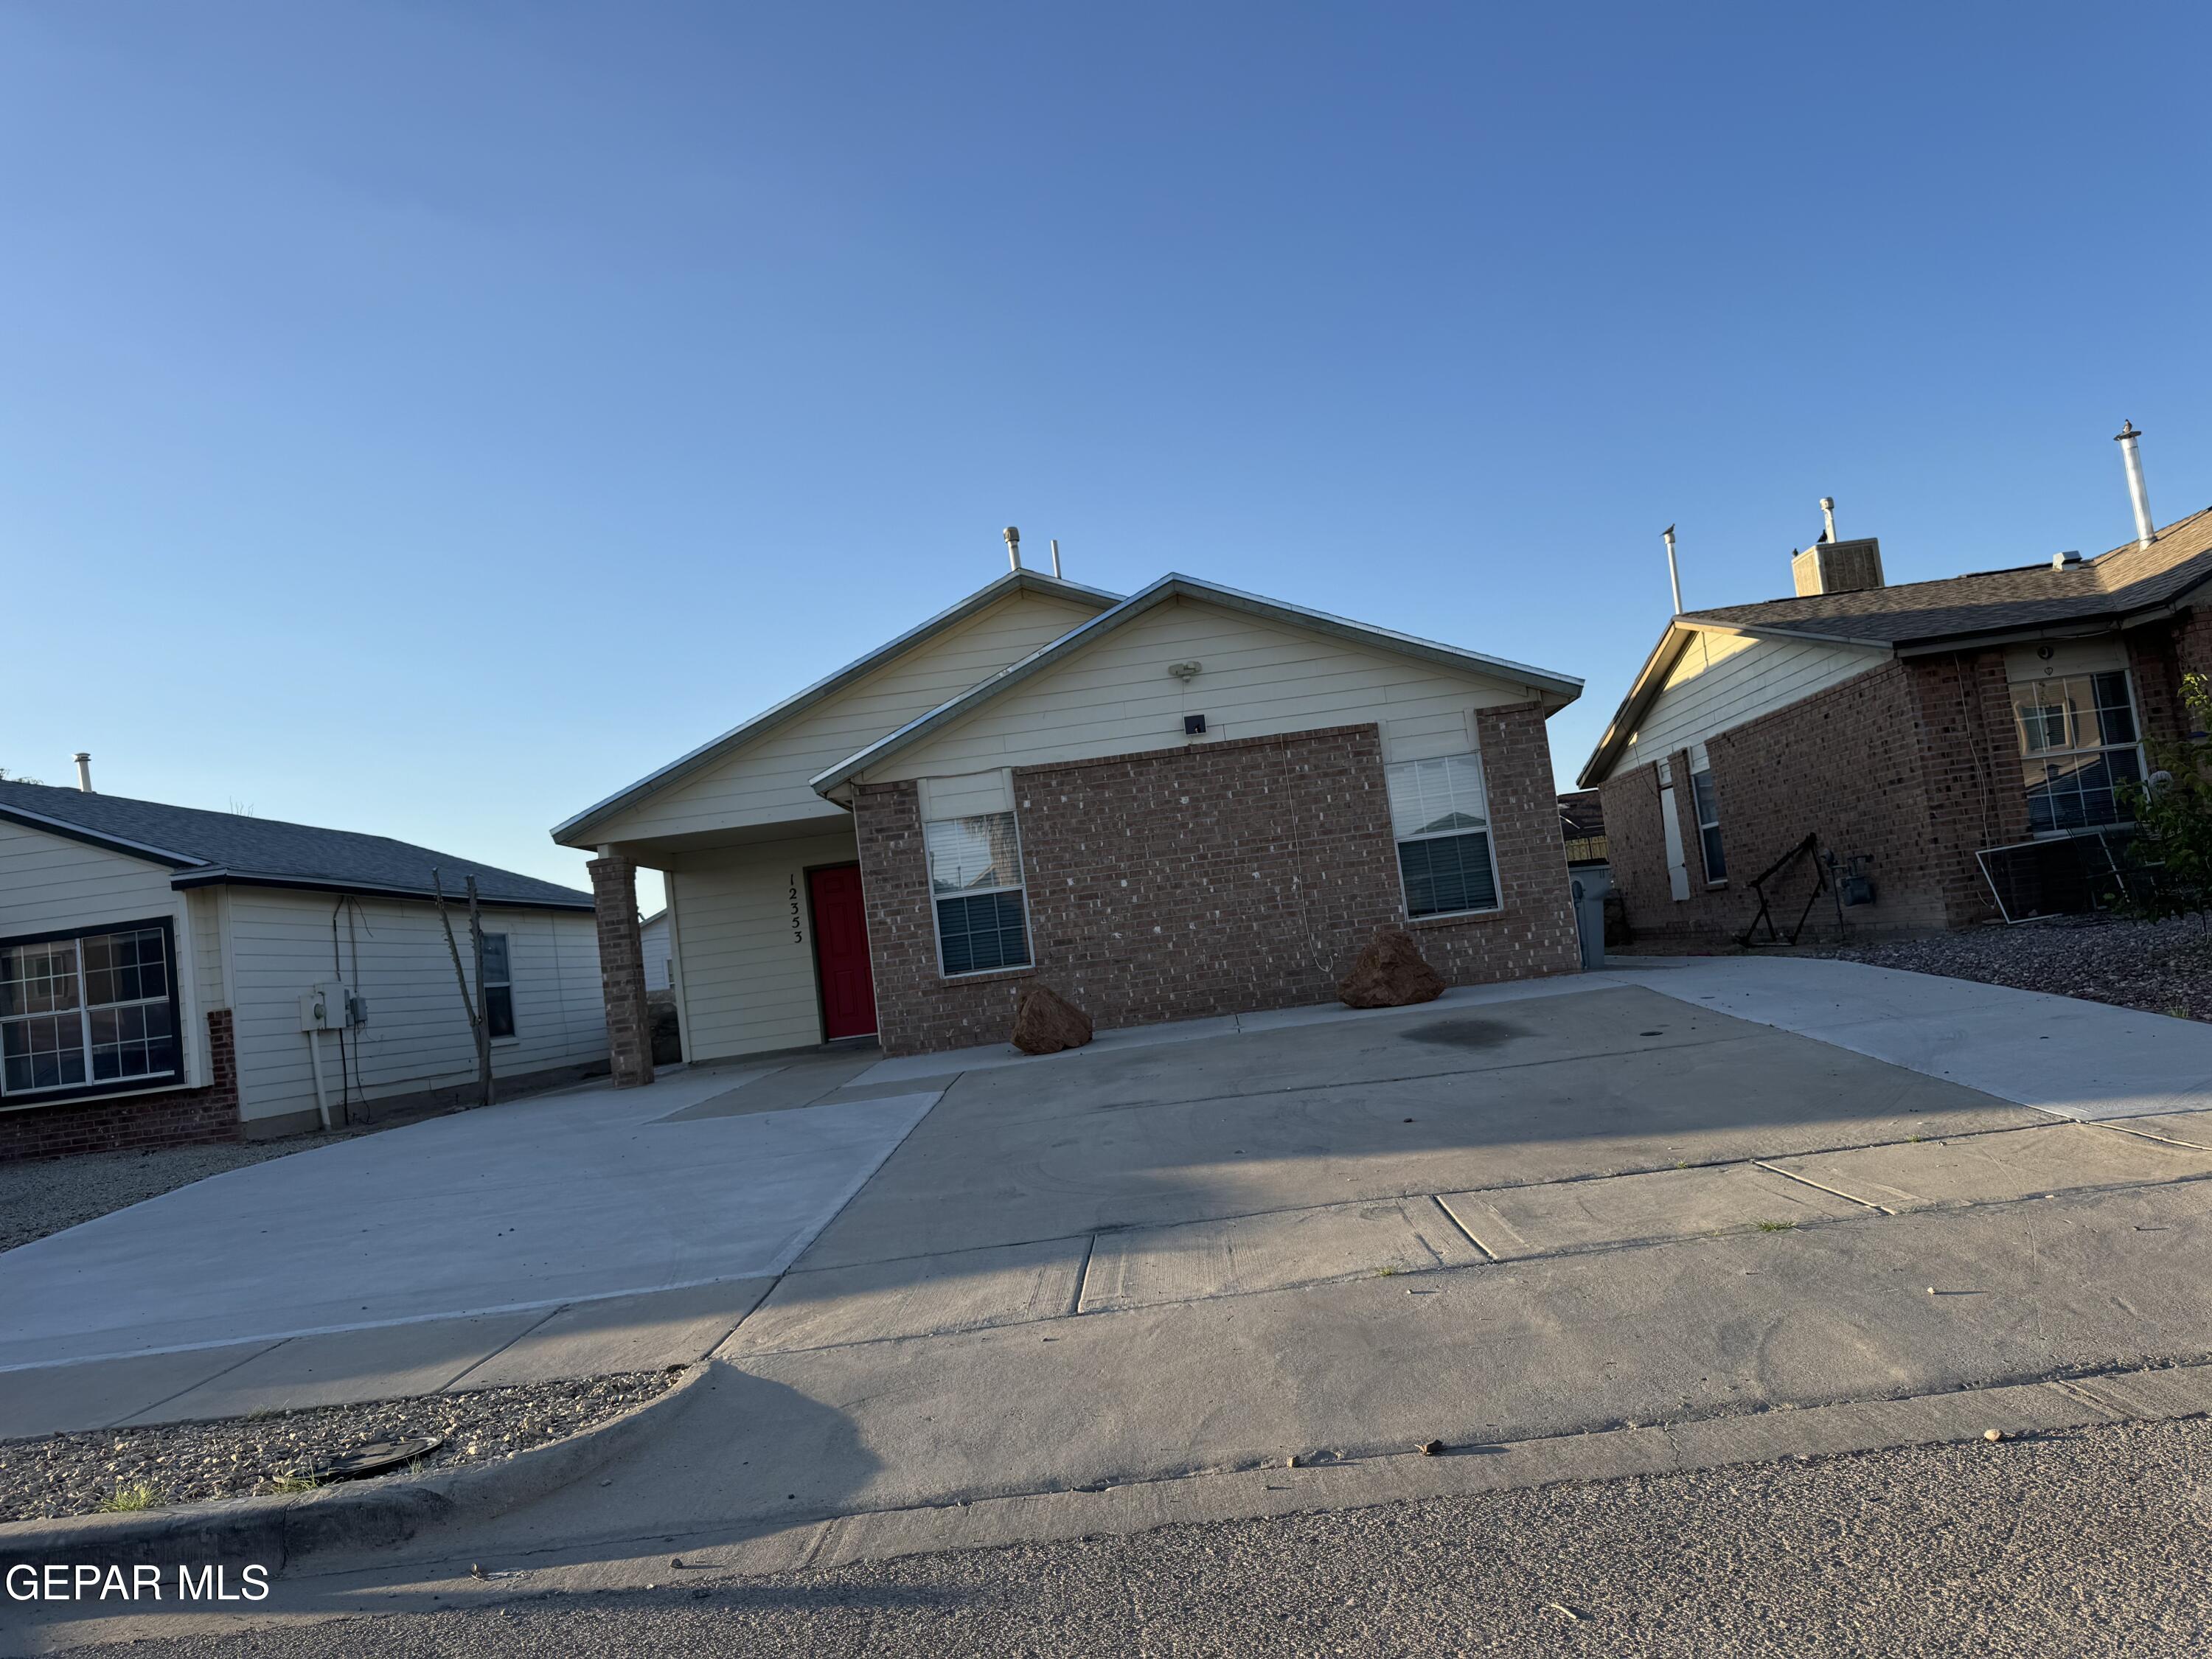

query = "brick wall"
[
  {"left": 1601, "top": 661, "right": 1962, "bottom": 946},
  {"left": 1903, "top": 650, "right": 2032, "bottom": 925},
  {"left": 588, "top": 855, "right": 654, "bottom": 1088},
  {"left": 0, "top": 1009, "right": 240, "bottom": 1164},
  {"left": 2131, "top": 613, "right": 2212, "bottom": 748},
  {"left": 854, "top": 715, "right": 1580, "bottom": 1056}
]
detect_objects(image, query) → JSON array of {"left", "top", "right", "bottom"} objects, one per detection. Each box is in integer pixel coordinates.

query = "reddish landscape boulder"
[
  {"left": 1010, "top": 983, "right": 1095, "bottom": 1054},
  {"left": 1337, "top": 928, "right": 1446, "bottom": 1009}
]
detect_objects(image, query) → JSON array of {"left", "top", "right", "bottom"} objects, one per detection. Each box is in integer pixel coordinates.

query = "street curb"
[{"left": 0, "top": 1361, "right": 712, "bottom": 1575}]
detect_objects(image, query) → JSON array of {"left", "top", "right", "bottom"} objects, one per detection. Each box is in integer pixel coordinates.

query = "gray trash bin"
[{"left": 1571, "top": 877, "right": 1606, "bottom": 970}]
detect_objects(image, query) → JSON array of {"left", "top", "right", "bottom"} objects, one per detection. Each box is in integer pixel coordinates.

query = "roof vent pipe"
[
  {"left": 1662, "top": 526, "right": 1683, "bottom": 615},
  {"left": 73, "top": 752, "right": 93, "bottom": 793},
  {"left": 2115, "top": 421, "right": 2154, "bottom": 548},
  {"left": 1820, "top": 497, "right": 1837, "bottom": 543},
  {"left": 1003, "top": 526, "right": 1022, "bottom": 571},
  {"left": 1049, "top": 538, "right": 1062, "bottom": 580}
]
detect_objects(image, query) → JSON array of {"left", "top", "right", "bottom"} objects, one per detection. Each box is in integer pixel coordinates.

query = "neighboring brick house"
[
  {"left": 1578, "top": 495, "right": 2212, "bottom": 948},
  {"left": 0, "top": 782, "right": 608, "bottom": 1160},
  {"left": 555, "top": 566, "right": 1585, "bottom": 1068}
]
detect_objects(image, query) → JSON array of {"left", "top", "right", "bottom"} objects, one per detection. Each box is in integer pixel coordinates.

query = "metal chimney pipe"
[
  {"left": 1662, "top": 526, "right": 1683, "bottom": 615},
  {"left": 1003, "top": 526, "right": 1022, "bottom": 571},
  {"left": 1049, "top": 538, "right": 1062, "bottom": 579},
  {"left": 2115, "top": 422, "right": 2154, "bottom": 548},
  {"left": 1819, "top": 497, "right": 1837, "bottom": 543},
  {"left": 73, "top": 752, "right": 93, "bottom": 793}
]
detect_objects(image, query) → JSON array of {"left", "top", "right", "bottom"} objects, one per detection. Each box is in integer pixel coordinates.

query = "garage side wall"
[{"left": 854, "top": 714, "right": 1578, "bottom": 1057}]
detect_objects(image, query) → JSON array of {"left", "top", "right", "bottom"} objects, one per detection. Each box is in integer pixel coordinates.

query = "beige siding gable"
[
  {"left": 0, "top": 819, "right": 181, "bottom": 939},
  {"left": 589, "top": 590, "right": 1104, "bottom": 844},
  {"left": 1612, "top": 630, "right": 1887, "bottom": 778},
  {"left": 870, "top": 596, "right": 1540, "bottom": 784}
]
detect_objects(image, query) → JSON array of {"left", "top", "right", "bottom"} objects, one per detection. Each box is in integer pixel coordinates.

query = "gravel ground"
[
  {"left": 0, "top": 1372, "right": 676, "bottom": 1523},
  {"left": 1826, "top": 912, "right": 2212, "bottom": 1021},
  {"left": 63, "top": 1413, "right": 2212, "bottom": 1658},
  {"left": 0, "top": 1137, "right": 364, "bottom": 1254}
]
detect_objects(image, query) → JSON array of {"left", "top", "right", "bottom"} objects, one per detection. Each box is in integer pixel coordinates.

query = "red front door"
[{"left": 808, "top": 864, "right": 878, "bottom": 1040}]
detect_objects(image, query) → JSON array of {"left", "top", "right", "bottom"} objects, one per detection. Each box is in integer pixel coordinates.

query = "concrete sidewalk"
[{"left": 1610, "top": 955, "right": 2212, "bottom": 1120}]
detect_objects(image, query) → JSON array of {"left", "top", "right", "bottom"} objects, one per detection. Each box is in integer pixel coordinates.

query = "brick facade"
[
  {"left": 588, "top": 854, "right": 655, "bottom": 1088},
  {"left": 1602, "top": 619, "right": 2193, "bottom": 947},
  {"left": 854, "top": 714, "right": 1579, "bottom": 1057},
  {"left": 0, "top": 1009, "right": 240, "bottom": 1164}
]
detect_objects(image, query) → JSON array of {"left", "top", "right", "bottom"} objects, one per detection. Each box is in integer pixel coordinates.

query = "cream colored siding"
[
  {"left": 1612, "top": 632, "right": 1886, "bottom": 779},
  {"left": 919, "top": 770, "right": 1015, "bottom": 820},
  {"left": 0, "top": 822, "right": 218, "bottom": 1090},
  {"left": 223, "top": 888, "right": 605, "bottom": 1127},
  {"left": 874, "top": 598, "right": 1536, "bottom": 782},
  {"left": 187, "top": 888, "right": 226, "bottom": 1012},
  {"left": 1382, "top": 711, "right": 1473, "bottom": 765},
  {"left": 0, "top": 821, "right": 181, "bottom": 938},
  {"left": 641, "top": 912, "right": 672, "bottom": 992},
  {"left": 588, "top": 592, "right": 1102, "bottom": 843},
  {"left": 666, "top": 829, "right": 859, "bottom": 1061}
]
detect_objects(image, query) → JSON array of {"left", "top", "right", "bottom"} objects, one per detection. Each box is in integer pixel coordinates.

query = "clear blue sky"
[{"left": 8, "top": 3, "right": 2208, "bottom": 913}]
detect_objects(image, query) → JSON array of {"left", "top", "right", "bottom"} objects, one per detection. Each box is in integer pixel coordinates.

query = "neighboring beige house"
[
  {"left": 555, "top": 566, "right": 1585, "bottom": 1074},
  {"left": 640, "top": 908, "right": 672, "bottom": 993},
  {"left": 1579, "top": 476, "right": 2212, "bottom": 943},
  {"left": 0, "top": 781, "right": 607, "bottom": 1160}
]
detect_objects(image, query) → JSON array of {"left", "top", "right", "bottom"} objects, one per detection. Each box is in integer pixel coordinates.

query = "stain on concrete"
[{"left": 1397, "top": 1017, "right": 1525, "bottom": 1050}]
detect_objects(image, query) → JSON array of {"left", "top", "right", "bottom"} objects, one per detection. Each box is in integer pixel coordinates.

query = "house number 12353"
[{"left": 789, "top": 874, "right": 804, "bottom": 943}]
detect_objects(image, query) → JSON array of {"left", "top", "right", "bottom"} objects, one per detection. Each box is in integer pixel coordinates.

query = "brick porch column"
[{"left": 588, "top": 851, "right": 655, "bottom": 1089}]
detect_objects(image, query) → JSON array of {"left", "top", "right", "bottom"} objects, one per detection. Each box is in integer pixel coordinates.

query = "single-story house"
[
  {"left": 1578, "top": 463, "right": 2212, "bottom": 945},
  {"left": 640, "top": 908, "right": 672, "bottom": 993},
  {"left": 0, "top": 779, "right": 608, "bottom": 1160},
  {"left": 554, "top": 565, "right": 1585, "bottom": 1077}
]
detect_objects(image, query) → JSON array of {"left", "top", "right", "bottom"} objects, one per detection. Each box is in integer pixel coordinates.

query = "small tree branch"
[{"left": 431, "top": 869, "right": 482, "bottom": 1029}]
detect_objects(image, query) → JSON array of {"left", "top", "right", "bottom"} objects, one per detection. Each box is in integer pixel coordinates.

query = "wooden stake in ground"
[{"left": 432, "top": 869, "right": 495, "bottom": 1109}]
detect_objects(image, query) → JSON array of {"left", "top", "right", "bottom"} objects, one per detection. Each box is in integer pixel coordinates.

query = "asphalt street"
[{"left": 59, "top": 1414, "right": 2212, "bottom": 1658}]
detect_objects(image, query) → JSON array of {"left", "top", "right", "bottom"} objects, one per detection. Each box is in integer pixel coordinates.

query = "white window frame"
[
  {"left": 1387, "top": 752, "right": 1506, "bottom": 922},
  {"left": 2010, "top": 668, "right": 2148, "bottom": 838},
  {"left": 925, "top": 809, "right": 1035, "bottom": 979},
  {"left": 480, "top": 931, "right": 518, "bottom": 1043},
  {"left": 0, "top": 919, "right": 183, "bottom": 1104}
]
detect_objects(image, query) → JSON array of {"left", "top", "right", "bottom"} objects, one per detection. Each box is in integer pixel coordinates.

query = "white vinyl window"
[
  {"left": 1, "top": 924, "right": 179, "bottom": 1099},
  {"left": 1387, "top": 754, "right": 1502, "bottom": 918},
  {"left": 481, "top": 932, "right": 515, "bottom": 1040},
  {"left": 925, "top": 811, "right": 1032, "bottom": 975},
  {"left": 2012, "top": 671, "right": 2145, "bottom": 833}
]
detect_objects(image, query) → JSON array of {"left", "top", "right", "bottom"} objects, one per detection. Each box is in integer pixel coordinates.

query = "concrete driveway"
[
  {"left": 332, "top": 961, "right": 2212, "bottom": 1586},
  {"left": 18, "top": 956, "right": 2212, "bottom": 1616},
  {"left": 0, "top": 1064, "right": 941, "bottom": 1434}
]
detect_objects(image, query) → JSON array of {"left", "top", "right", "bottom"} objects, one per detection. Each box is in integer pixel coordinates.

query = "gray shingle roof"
[
  {"left": 0, "top": 782, "right": 592, "bottom": 910},
  {"left": 1681, "top": 506, "right": 2212, "bottom": 646}
]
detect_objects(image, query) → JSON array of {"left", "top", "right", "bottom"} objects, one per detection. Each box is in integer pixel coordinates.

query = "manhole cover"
[{"left": 307, "top": 1436, "right": 443, "bottom": 1481}]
